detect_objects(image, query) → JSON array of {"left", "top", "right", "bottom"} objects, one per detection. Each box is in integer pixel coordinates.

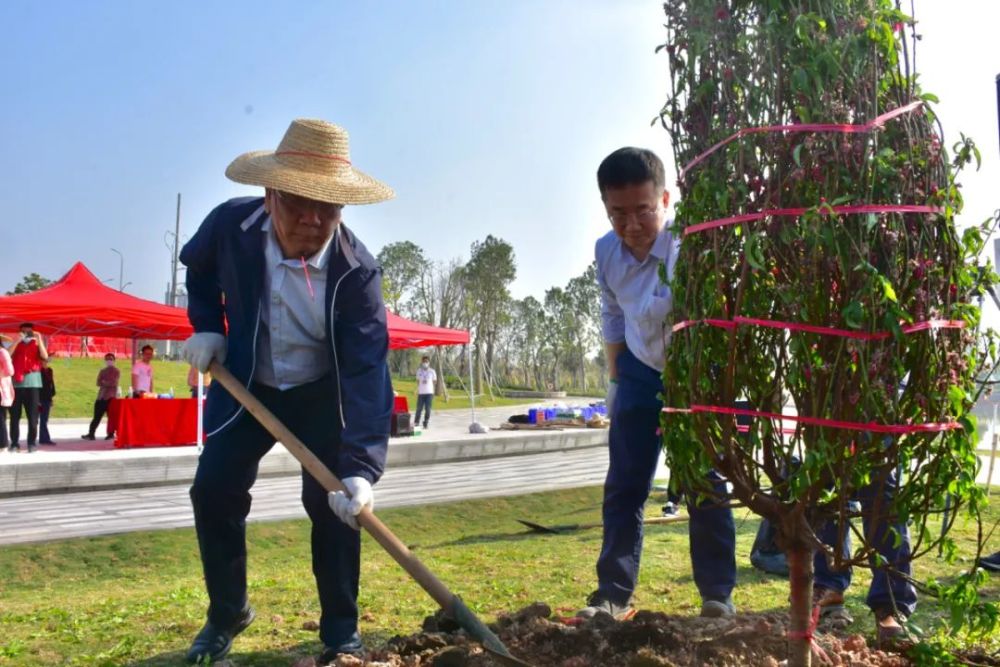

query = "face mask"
[
  {"left": 421, "top": 362, "right": 430, "bottom": 369},
  {"left": 21, "top": 334, "right": 32, "bottom": 342},
  {"left": 106, "top": 360, "right": 115, "bottom": 367}
]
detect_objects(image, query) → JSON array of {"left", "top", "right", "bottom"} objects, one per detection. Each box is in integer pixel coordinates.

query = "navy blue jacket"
[{"left": 180, "top": 197, "right": 392, "bottom": 484}]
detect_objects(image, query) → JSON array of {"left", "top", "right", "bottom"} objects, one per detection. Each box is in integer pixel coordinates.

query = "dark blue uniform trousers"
[
  {"left": 813, "top": 462, "right": 916, "bottom": 616},
  {"left": 596, "top": 348, "right": 737, "bottom": 604},
  {"left": 190, "top": 377, "right": 361, "bottom": 647}
]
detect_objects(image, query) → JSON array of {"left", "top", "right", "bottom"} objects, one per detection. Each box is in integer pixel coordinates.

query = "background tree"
[
  {"left": 7, "top": 273, "right": 52, "bottom": 295},
  {"left": 463, "top": 235, "right": 516, "bottom": 393},
  {"left": 377, "top": 241, "right": 426, "bottom": 316},
  {"left": 659, "top": 1, "right": 998, "bottom": 664}
]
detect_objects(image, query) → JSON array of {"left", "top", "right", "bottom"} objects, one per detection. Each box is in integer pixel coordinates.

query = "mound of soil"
[{"left": 304, "top": 603, "right": 931, "bottom": 667}]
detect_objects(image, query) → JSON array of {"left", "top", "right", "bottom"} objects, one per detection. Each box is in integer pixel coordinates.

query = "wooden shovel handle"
[{"left": 208, "top": 362, "right": 456, "bottom": 610}]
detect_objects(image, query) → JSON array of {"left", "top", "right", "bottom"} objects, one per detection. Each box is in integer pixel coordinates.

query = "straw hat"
[{"left": 225, "top": 119, "right": 395, "bottom": 205}]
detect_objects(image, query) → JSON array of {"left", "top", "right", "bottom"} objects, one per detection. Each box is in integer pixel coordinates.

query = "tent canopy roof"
[
  {"left": 0, "top": 262, "right": 192, "bottom": 340},
  {"left": 0, "top": 262, "right": 470, "bottom": 348}
]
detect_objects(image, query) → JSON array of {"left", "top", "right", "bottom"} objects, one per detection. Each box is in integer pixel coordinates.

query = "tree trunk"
[
  {"left": 435, "top": 353, "right": 449, "bottom": 401},
  {"left": 786, "top": 547, "right": 815, "bottom": 667}
]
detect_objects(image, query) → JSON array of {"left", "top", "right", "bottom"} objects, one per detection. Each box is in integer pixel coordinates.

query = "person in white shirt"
[
  {"left": 414, "top": 355, "right": 437, "bottom": 428},
  {"left": 131, "top": 345, "right": 155, "bottom": 397}
]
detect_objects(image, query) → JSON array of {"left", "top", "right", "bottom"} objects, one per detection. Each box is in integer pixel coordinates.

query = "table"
[{"left": 110, "top": 398, "right": 203, "bottom": 448}]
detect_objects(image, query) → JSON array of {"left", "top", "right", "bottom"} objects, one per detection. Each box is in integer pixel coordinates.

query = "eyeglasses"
[
  {"left": 274, "top": 190, "right": 344, "bottom": 219},
  {"left": 608, "top": 207, "right": 662, "bottom": 227}
]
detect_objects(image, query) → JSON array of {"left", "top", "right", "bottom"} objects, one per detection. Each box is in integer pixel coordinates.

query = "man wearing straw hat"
[{"left": 179, "top": 119, "right": 394, "bottom": 664}]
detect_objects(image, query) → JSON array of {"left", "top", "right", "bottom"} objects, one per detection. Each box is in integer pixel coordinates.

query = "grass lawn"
[
  {"left": 44, "top": 357, "right": 528, "bottom": 419},
  {"left": 0, "top": 486, "right": 997, "bottom": 665}
]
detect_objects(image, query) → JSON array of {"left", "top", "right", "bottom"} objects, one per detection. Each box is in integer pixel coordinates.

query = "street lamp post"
[{"left": 110, "top": 248, "right": 124, "bottom": 291}]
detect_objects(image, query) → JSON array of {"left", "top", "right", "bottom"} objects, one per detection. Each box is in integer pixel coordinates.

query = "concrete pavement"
[
  {"left": 0, "top": 399, "right": 608, "bottom": 495},
  {"left": 0, "top": 446, "right": 612, "bottom": 545}
]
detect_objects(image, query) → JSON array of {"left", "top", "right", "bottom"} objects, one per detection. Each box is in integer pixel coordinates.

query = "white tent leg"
[
  {"left": 197, "top": 371, "right": 204, "bottom": 453},
  {"left": 467, "top": 343, "right": 476, "bottom": 425}
]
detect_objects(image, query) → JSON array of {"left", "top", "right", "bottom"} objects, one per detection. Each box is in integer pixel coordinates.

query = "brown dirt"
[{"left": 302, "top": 603, "right": 958, "bottom": 667}]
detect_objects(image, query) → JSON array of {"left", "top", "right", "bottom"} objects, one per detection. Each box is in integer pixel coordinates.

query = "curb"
[{"left": 0, "top": 429, "right": 608, "bottom": 497}]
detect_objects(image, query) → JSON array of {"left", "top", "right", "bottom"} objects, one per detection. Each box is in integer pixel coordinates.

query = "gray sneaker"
[
  {"left": 700, "top": 596, "right": 736, "bottom": 618},
  {"left": 576, "top": 591, "right": 635, "bottom": 620}
]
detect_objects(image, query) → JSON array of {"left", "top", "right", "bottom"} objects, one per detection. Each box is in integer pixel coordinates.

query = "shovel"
[
  {"left": 209, "top": 362, "right": 531, "bottom": 667},
  {"left": 516, "top": 514, "right": 689, "bottom": 535}
]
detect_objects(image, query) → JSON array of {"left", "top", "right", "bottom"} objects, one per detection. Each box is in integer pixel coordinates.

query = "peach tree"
[{"left": 657, "top": 1, "right": 999, "bottom": 664}]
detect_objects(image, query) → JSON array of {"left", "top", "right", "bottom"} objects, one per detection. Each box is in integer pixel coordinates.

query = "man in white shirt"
[
  {"left": 414, "top": 355, "right": 437, "bottom": 428},
  {"left": 131, "top": 345, "right": 154, "bottom": 397},
  {"left": 577, "top": 147, "right": 736, "bottom": 621}
]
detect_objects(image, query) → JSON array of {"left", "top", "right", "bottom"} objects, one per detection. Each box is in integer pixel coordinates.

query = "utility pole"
[
  {"left": 170, "top": 193, "right": 181, "bottom": 307},
  {"left": 110, "top": 248, "right": 124, "bottom": 291}
]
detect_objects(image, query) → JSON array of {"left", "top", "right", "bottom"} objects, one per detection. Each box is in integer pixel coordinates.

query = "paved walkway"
[
  {"left": 1, "top": 397, "right": 596, "bottom": 458},
  {"left": 0, "top": 447, "right": 611, "bottom": 546}
]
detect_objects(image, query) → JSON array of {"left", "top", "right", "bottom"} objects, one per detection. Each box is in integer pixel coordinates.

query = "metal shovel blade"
[{"left": 450, "top": 595, "right": 533, "bottom": 666}]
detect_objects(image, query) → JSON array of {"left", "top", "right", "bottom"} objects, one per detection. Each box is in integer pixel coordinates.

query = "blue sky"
[{"left": 1, "top": 1, "right": 996, "bottom": 322}]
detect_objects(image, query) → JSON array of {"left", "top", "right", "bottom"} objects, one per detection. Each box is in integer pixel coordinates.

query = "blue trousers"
[
  {"left": 596, "top": 348, "right": 736, "bottom": 604},
  {"left": 415, "top": 394, "right": 433, "bottom": 427},
  {"left": 190, "top": 377, "right": 361, "bottom": 647},
  {"left": 813, "top": 463, "right": 916, "bottom": 616}
]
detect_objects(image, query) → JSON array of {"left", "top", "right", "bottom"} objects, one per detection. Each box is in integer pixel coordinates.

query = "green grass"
[
  {"left": 43, "top": 358, "right": 528, "bottom": 419},
  {"left": 0, "top": 486, "right": 996, "bottom": 665}
]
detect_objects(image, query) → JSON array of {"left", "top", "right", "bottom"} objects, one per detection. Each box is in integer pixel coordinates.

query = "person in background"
[
  {"left": 38, "top": 358, "right": 56, "bottom": 445},
  {"left": 187, "top": 364, "right": 212, "bottom": 398},
  {"left": 9, "top": 322, "right": 48, "bottom": 453},
  {"left": 0, "top": 336, "right": 14, "bottom": 450},
  {"left": 132, "top": 345, "right": 155, "bottom": 397},
  {"left": 83, "top": 353, "right": 121, "bottom": 441},
  {"left": 414, "top": 355, "right": 437, "bottom": 429}
]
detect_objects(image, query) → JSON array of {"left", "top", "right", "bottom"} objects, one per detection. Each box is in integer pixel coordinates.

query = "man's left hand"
[{"left": 328, "top": 477, "right": 374, "bottom": 530}]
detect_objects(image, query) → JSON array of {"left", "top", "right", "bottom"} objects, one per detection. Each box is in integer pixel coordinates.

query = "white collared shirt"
[
  {"left": 254, "top": 218, "right": 335, "bottom": 390},
  {"left": 595, "top": 223, "right": 680, "bottom": 373}
]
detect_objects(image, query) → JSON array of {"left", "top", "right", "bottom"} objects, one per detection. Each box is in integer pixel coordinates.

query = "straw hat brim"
[{"left": 225, "top": 150, "right": 395, "bottom": 205}]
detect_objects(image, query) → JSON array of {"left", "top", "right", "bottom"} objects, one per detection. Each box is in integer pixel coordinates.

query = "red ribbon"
[
  {"left": 679, "top": 100, "right": 924, "bottom": 180},
  {"left": 787, "top": 605, "right": 833, "bottom": 665},
  {"left": 673, "top": 316, "right": 966, "bottom": 340},
  {"left": 663, "top": 405, "right": 961, "bottom": 434},
  {"left": 683, "top": 203, "right": 941, "bottom": 236}
]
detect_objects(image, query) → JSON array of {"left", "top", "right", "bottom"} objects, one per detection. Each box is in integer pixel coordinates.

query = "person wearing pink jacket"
[{"left": 0, "top": 338, "right": 14, "bottom": 450}]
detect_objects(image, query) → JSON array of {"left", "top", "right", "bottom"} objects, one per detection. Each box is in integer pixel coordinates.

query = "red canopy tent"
[
  {"left": 0, "top": 261, "right": 469, "bottom": 351},
  {"left": 386, "top": 311, "right": 469, "bottom": 349},
  {"left": 0, "top": 262, "right": 192, "bottom": 340}
]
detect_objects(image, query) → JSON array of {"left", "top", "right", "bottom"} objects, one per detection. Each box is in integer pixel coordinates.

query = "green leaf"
[
  {"left": 842, "top": 301, "right": 864, "bottom": 329},
  {"left": 879, "top": 276, "right": 898, "bottom": 302},
  {"left": 883, "top": 310, "right": 903, "bottom": 341},
  {"left": 746, "top": 234, "right": 766, "bottom": 271},
  {"left": 793, "top": 143, "right": 803, "bottom": 168}
]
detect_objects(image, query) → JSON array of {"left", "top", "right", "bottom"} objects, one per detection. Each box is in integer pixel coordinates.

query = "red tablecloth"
[
  {"left": 111, "top": 398, "right": 202, "bottom": 448},
  {"left": 393, "top": 396, "right": 409, "bottom": 413}
]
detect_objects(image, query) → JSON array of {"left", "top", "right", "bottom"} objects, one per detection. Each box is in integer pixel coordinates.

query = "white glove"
[
  {"left": 182, "top": 333, "right": 227, "bottom": 373},
  {"left": 328, "top": 477, "right": 374, "bottom": 530},
  {"left": 606, "top": 380, "right": 618, "bottom": 415}
]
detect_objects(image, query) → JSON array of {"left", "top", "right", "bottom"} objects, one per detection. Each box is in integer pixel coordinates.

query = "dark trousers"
[
  {"left": 190, "top": 378, "right": 361, "bottom": 646},
  {"left": 0, "top": 406, "right": 8, "bottom": 447},
  {"left": 415, "top": 394, "right": 433, "bottom": 426},
  {"left": 88, "top": 399, "right": 113, "bottom": 437},
  {"left": 10, "top": 387, "right": 40, "bottom": 447},
  {"left": 39, "top": 400, "right": 52, "bottom": 442},
  {"left": 813, "top": 463, "right": 916, "bottom": 616},
  {"left": 596, "top": 348, "right": 736, "bottom": 604}
]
